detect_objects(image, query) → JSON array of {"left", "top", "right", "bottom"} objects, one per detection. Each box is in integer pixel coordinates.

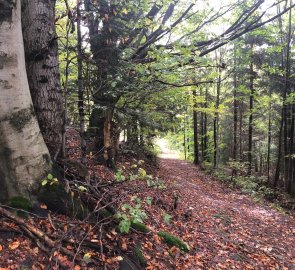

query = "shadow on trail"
[{"left": 156, "top": 142, "right": 295, "bottom": 269}]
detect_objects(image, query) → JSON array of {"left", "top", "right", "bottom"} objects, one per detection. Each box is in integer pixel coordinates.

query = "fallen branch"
[{"left": 0, "top": 206, "right": 74, "bottom": 258}]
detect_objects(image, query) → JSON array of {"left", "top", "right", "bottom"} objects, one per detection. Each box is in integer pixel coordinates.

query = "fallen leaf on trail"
[
  {"left": 0, "top": 245, "right": 3, "bottom": 251},
  {"left": 9, "top": 241, "right": 20, "bottom": 250},
  {"left": 110, "top": 228, "right": 117, "bottom": 235},
  {"left": 121, "top": 238, "right": 127, "bottom": 250},
  {"left": 90, "top": 239, "right": 99, "bottom": 242},
  {"left": 106, "top": 256, "right": 123, "bottom": 263},
  {"left": 32, "top": 247, "right": 39, "bottom": 255},
  {"left": 40, "top": 203, "right": 47, "bottom": 209}
]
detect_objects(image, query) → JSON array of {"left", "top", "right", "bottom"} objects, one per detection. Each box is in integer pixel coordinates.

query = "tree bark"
[
  {"left": 213, "top": 66, "right": 221, "bottom": 169},
  {"left": 267, "top": 88, "right": 272, "bottom": 184},
  {"left": 0, "top": 0, "right": 51, "bottom": 201},
  {"left": 85, "top": 0, "right": 119, "bottom": 165},
  {"left": 193, "top": 90, "right": 199, "bottom": 165},
  {"left": 247, "top": 43, "right": 254, "bottom": 176},
  {"left": 283, "top": 2, "right": 292, "bottom": 193},
  {"left": 233, "top": 45, "right": 238, "bottom": 176},
  {"left": 21, "top": 0, "right": 63, "bottom": 159},
  {"left": 203, "top": 87, "right": 208, "bottom": 162},
  {"left": 77, "top": 2, "right": 86, "bottom": 159}
]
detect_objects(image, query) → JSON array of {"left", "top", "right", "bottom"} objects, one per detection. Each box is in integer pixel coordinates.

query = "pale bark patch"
[{"left": 0, "top": 0, "right": 51, "bottom": 201}]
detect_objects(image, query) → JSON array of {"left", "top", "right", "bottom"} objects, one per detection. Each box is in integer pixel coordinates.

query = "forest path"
[{"left": 158, "top": 155, "right": 295, "bottom": 269}]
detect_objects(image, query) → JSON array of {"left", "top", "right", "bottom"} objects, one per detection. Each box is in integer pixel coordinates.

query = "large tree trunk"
[
  {"left": 0, "top": 0, "right": 51, "bottom": 201},
  {"left": 21, "top": 0, "right": 63, "bottom": 159},
  {"left": 283, "top": 3, "right": 292, "bottom": 194}
]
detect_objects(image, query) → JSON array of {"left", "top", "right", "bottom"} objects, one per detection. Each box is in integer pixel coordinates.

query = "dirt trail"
[{"left": 158, "top": 156, "right": 295, "bottom": 269}]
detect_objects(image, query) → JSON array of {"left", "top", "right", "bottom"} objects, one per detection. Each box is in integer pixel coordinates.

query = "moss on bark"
[
  {"left": 9, "top": 106, "right": 34, "bottom": 132},
  {"left": 38, "top": 183, "right": 88, "bottom": 219}
]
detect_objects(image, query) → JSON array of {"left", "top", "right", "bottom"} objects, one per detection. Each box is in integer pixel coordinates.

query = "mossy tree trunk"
[
  {"left": 0, "top": 0, "right": 51, "bottom": 201},
  {"left": 21, "top": 0, "right": 63, "bottom": 159}
]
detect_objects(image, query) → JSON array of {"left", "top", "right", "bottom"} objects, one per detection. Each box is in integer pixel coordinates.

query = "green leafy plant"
[
  {"left": 75, "top": 184, "right": 87, "bottom": 192},
  {"left": 146, "top": 196, "right": 153, "bottom": 205},
  {"left": 41, "top": 173, "right": 58, "bottom": 186},
  {"left": 116, "top": 201, "right": 147, "bottom": 233},
  {"left": 129, "top": 174, "right": 138, "bottom": 181},
  {"left": 115, "top": 169, "right": 126, "bottom": 182},
  {"left": 138, "top": 160, "right": 145, "bottom": 165},
  {"left": 163, "top": 212, "right": 172, "bottom": 224},
  {"left": 137, "top": 167, "right": 147, "bottom": 178},
  {"left": 146, "top": 177, "right": 166, "bottom": 189},
  {"left": 233, "top": 176, "right": 258, "bottom": 193}
]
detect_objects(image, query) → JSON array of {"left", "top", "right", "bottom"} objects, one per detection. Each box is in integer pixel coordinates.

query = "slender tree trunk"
[
  {"left": 289, "top": 101, "right": 295, "bottom": 195},
  {"left": 77, "top": 2, "right": 86, "bottom": 159},
  {"left": 267, "top": 89, "right": 272, "bottom": 184},
  {"left": 204, "top": 88, "right": 208, "bottom": 162},
  {"left": 200, "top": 88, "right": 205, "bottom": 162},
  {"left": 22, "top": 0, "right": 63, "bottom": 159},
  {"left": 193, "top": 90, "right": 199, "bottom": 164},
  {"left": 213, "top": 67, "right": 221, "bottom": 169},
  {"left": 139, "top": 123, "right": 144, "bottom": 146},
  {"left": 248, "top": 43, "right": 254, "bottom": 176},
  {"left": 274, "top": 110, "right": 284, "bottom": 187},
  {"left": 0, "top": 0, "right": 51, "bottom": 201},
  {"left": 239, "top": 105, "right": 243, "bottom": 161},
  {"left": 183, "top": 112, "right": 187, "bottom": 160},
  {"left": 233, "top": 46, "right": 238, "bottom": 176},
  {"left": 290, "top": 98, "right": 295, "bottom": 195},
  {"left": 127, "top": 121, "right": 139, "bottom": 146},
  {"left": 61, "top": 15, "right": 72, "bottom": 159}
]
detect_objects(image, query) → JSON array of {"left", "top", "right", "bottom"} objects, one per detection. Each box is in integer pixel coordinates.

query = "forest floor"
[
  {"left": 0, "top": 134, "right": 294, "bottom": 269},
  {"left": 155, "top": 154, "right": 295, "bottom": 269}
]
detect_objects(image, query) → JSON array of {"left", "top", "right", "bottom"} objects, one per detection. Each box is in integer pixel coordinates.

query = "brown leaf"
[
  {"left": 40, "top": 203, "right": 47, "bottom": 209},
  {"left": 121, "top": 238, "right": 127, "bottom": 251},
  {"left": 9, "top": 241, "right": 20, "bottom": 250}
]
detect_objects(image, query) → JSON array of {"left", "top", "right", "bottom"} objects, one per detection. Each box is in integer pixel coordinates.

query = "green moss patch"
[
  {"left": 131, "top": 222, "right": 150, "bottom": 233},
  {"left": 133, "top": 245, "right": 146, "bottom": 267},
  {"left": 9, "top": 196, "right": 32, "bottom": 211},
  {"left": 9, "top": 107, "right": 34, "bottom": 132},
  {"left": 38, "top": 183, "right": 88, "bottom": 219},
  {"left": 98, "top": 208, "right": 113, "bottom": 219},
  {"left": 157, "top": 231, "right": 190, "bottom": 252}
]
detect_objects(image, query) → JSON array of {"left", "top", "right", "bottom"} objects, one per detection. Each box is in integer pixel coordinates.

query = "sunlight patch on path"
[{"left": 155, "top": 138, "right": 180, "bottom": 159}]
